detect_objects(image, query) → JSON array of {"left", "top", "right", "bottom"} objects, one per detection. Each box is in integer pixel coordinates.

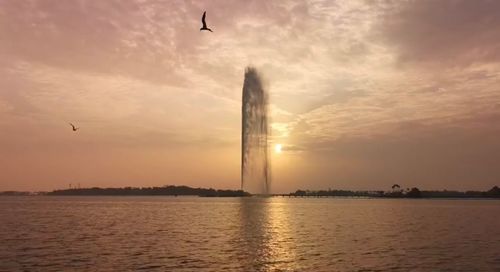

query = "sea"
[{"left": 1, "top": 196, "right": 499, "bottom": 271}]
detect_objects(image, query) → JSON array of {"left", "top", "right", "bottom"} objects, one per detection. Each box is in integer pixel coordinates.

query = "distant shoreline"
[
  {"left": 1, "top": 185, "right": 499, "bottom": 199},
  {"left": 286, "top": 186, "right": 500, "bottom": 199},
  {"left": 0, "top": 185, "right": 250, "bottom": 197}
]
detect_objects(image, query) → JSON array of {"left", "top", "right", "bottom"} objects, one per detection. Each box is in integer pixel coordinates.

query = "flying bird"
[
  {"left": 69, "top": 123, "right": 79, "bottom": 132},
  {"left": 200, "top": 11, "right": 213, "bottom": 32}
]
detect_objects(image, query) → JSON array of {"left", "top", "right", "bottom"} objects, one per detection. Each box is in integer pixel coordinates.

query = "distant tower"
[{"left": 241, "top": 67, "right": 270, "bottom": 194}]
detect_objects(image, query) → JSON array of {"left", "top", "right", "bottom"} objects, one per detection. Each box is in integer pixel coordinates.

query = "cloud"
[
  {"left": 379, "top": 0, "right": 500, "bottom": 66},
  {"left": 290, "top": 113, "right": 500, "bottom": 190},
  {"left": 2, "top": 0, "right": 500, "bottom": 190}
]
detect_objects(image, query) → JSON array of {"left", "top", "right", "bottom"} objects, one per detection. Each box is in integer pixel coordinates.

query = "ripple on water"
[{"left": 0, "top": 197, "right": 499, "bottom": 271}]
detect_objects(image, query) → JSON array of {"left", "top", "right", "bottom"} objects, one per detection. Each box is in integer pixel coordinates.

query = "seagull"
[
  {"left": 200, "top": 11, "right": 213, "bottom": 32},
  {"left": 69, "top": 123, "right": 79, "bottom": 132}
]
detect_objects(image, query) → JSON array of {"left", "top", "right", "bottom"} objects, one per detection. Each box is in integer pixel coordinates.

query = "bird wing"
[
  {"left": 202, "top": 11, "right": 207, "bottom": 28},
  {"left": 69, "top": 123, "right": 75, "bottom": 129}
]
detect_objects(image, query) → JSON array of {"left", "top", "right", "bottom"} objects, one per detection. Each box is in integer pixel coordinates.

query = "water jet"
[{"left": 241, "top": 67, "right": 270, "bottom": 195}]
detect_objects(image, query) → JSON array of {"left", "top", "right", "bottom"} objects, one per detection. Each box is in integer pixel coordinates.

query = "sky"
[{"left": 1, "top": 0, "right": 500, "bottom": 192}]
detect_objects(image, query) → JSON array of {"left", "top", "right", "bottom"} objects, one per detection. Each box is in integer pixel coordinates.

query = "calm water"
[{"left": 1, "top": 197, "right": 499, "bottom": 271}]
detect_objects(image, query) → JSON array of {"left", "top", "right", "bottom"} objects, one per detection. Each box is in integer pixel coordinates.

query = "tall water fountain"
[{"left": 241, "top": 67, "right": 270, "bottom": 194}]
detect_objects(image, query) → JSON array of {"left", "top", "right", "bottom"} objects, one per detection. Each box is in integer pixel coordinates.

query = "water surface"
[{"left": 1, "top": 197, "right": 499, "bottom": 271}]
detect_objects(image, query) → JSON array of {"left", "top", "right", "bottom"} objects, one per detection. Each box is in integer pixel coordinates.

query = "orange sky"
[{"left": 1, "top": 0, "right": 500, "bottom": 192}]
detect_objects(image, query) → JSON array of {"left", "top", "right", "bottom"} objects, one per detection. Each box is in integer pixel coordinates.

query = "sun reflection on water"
[{"left": 237, "top": 197, "right": 299, "bottom": 271}]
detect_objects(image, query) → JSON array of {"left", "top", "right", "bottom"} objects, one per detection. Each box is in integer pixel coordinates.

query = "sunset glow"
[
  {"left": 1, "top": 1, "right": 500, "bottom": 193},
  {"left": 1, "top": 2, "right": 499, "bottom": 271}
]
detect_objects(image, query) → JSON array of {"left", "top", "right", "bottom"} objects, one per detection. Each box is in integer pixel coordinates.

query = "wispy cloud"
[{"left": 1, "top": 0, "right": 500, "bottom": 190}]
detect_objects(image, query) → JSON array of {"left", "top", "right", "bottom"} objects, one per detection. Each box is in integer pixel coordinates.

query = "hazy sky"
[{"left": 1, "top": 0, "right": 500, "bottom": 192}]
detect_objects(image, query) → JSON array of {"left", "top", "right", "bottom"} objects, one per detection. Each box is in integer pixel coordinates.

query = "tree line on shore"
[
  {"left": 1, "top": 185, "right": 499, "bottom": 198},
  {"left": 0, "top": 185, "right": 250, "bottom": 197},
  {"left": 289, "top": 186, "right": 500, "bottom": 198},
  {"left": 48, "top": 185, "right": 251, "bottom": 197}
]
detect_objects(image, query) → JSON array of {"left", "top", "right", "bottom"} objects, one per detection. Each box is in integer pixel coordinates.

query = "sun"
[{"left": 274, "top": 144, "right": 282, "bottom": 153}]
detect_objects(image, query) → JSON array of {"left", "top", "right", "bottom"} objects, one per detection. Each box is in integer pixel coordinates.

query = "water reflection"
[
  {"left": 1, "top": 197, "right": 499, "bottom": 271},
  {"left": 237, "top": 197, "right": 298, "bottom": 271}
]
